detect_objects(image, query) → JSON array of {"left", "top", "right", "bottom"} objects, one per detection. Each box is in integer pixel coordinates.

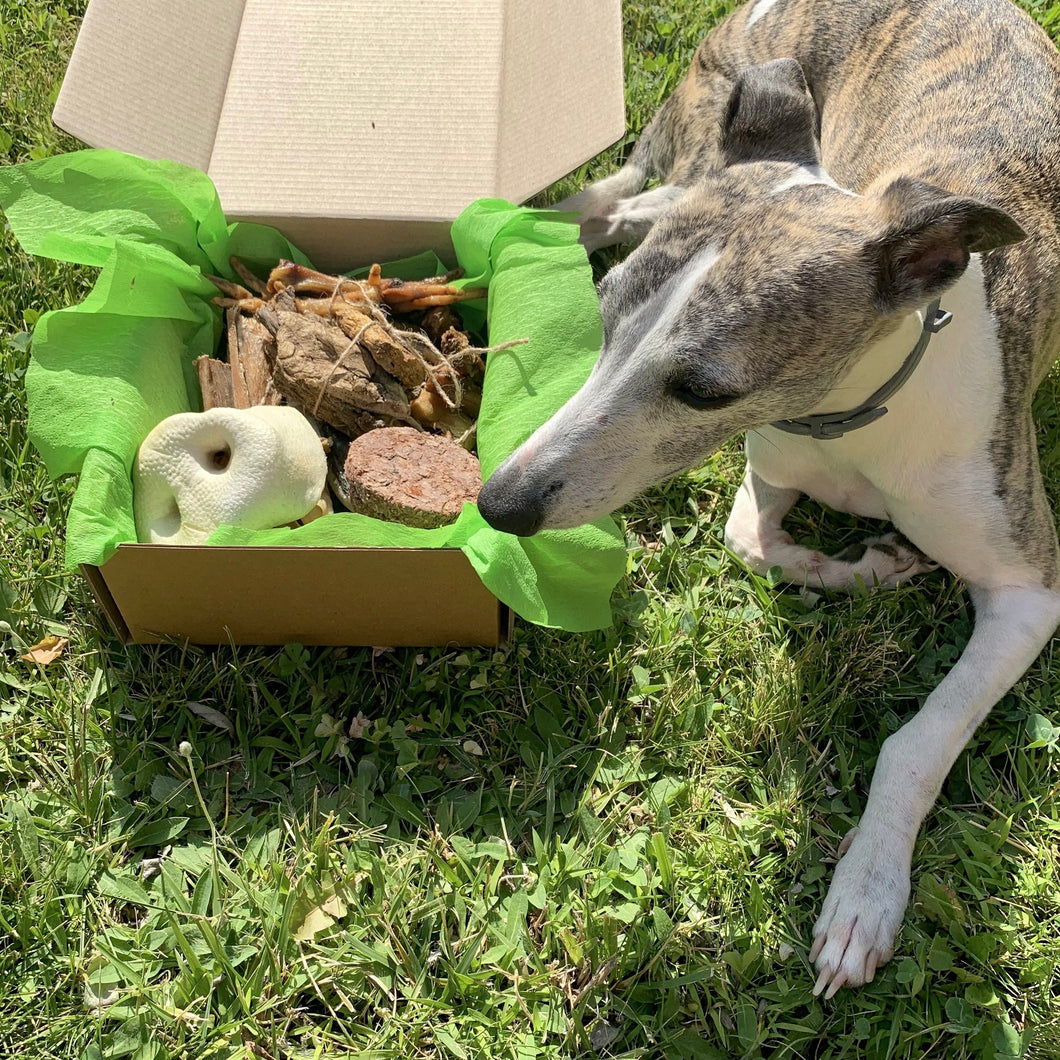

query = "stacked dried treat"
[{"left": 198, "top": 260, "right": 520, "bottom": 529}]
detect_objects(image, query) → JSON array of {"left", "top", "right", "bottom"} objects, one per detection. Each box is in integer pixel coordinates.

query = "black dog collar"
[{"left": 770, "top": 300, "right": 953, "bottom": 440}]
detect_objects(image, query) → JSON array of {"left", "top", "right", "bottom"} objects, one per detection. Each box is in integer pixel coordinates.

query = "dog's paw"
[
  {"left": 833, "top": 531, "right": 939, "bottom": 588},
  {"left": 556, "top": 184, "right": 685, "bottom": 252},
  {"left": 809, "top": 827, "right": 910, "bottom": 998},
  {"left": 553, "top": 186, "right": 613, "bottom": 224},
  {"left": 724, "top": 524, "right": 829, "bottom": 580}
]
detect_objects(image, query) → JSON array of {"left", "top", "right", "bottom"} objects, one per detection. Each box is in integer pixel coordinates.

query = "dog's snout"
[{"left": 477, "top": 472, "right": 555, "bottom": 537}]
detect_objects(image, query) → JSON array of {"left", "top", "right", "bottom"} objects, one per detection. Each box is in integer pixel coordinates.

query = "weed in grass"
[{"left": 2, "top": 2, "right": 1060, "bottom": 1059}]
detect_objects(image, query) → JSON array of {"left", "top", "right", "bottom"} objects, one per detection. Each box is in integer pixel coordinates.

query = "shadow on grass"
[{"left": 51, "top": 484, "right": 1060, "bottom": 1059}]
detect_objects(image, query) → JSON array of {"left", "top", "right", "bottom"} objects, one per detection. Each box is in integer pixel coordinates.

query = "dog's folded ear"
[
  {"left": 870, "top": 177, "right": 1027, "bottom": 310},
  {"left": 720, "top": 58, "right": 820, "bottom": 167}
]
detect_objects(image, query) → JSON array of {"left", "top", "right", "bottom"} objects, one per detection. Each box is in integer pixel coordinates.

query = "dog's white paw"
[
  {"left": 554, "top": 175, "right": 639, "bottom": 225},
  {"left": 553, "top": 185, "right": 613, "bottom": 223},
  {"left": 809, "top": 827, "right": 909, "bottom": 998},
  {"left": 577, "top": 211, "right": 625, "bottom": 252},
  {"left": 833, "top": 531, "right": 939, "bottom": 588},
  {"left": 725, "top": 524, "right": 829, "bottom": 579},
  {"left": 556, "top": 184, "right": 685, "bottom": 252}
]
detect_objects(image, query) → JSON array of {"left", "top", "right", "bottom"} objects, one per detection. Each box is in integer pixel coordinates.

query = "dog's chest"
[
  {"left": 748, "top": 437, "right": 892, "bottom": 518},
  {"left": 800, "top": 467, "right": 887, "bottom": 520},
  {"left": 746, "top": 260, "right": 1006, "bottom": 524}
]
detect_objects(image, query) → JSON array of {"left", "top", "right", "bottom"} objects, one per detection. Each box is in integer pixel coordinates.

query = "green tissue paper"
[{"left": 0, "top": 149, "right": 625, "bottom": 631}]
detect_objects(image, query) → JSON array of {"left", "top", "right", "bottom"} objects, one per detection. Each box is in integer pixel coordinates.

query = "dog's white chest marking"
[
  {"left": 747, "top": 0, "right": 784, "bottom": 28},
  {"left": 746, "top": 257, "right": 1027, "bottom": 582}
]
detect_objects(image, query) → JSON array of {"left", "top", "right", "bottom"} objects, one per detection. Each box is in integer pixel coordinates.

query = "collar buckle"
[{"left": 927, "top": 307, "right": 953, "bottom": 333}]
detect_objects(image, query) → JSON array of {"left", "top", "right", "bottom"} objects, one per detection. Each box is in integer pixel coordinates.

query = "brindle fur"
[
  {"left": 476, "top": 0, "right": 1060, "bottom": 997},
  {"left": 638, "top": 0, "right": 1060, "bottom": 580}
]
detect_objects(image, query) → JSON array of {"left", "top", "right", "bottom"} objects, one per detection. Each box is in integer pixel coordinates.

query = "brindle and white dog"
[{"left": 477, "top": 0, "right": 1060, "bottom": 997}]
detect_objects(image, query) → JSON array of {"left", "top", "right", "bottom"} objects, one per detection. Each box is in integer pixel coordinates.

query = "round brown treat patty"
[{"left": 341, "top": 427, "right": 482, "bottom": 529}]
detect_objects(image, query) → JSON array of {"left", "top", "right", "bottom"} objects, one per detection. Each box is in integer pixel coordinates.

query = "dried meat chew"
[{"left": 329, "top": 427, "right": 481, "bottom": 529}]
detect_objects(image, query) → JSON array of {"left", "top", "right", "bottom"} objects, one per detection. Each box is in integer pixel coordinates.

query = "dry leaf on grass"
[
  {"left": 294, "top": 906, "right": 335, "bottom": 943},
  {"left": 294, "top": 892, "right": 348, "bottom": 942},
  {"left": 186, "top": 700, "right": 234, "bottom": 733},
  {"left": 21, "top": 635, "right": 69, "bottom": 665},
  {"left": 82, "top": 954, "right": 121, "bottom": 1014},
  {"left": 348, "top": 712, "right": 371, "bottom": 738},
  {"left": 314, "top": 714, "right": 343, "bottom": 738}
]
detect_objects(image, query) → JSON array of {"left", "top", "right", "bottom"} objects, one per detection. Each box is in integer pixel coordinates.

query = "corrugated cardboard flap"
[
  {"left": 53, "top": 0, "right": 626, "bottom": 269},
  {"left": 208, "top": 0, "right": 507, "bottom": 221},
  {"left": 496, "top": 0, "right": 626, "bottom": 203},
  {"left": 53, "top": 0, "right": 247, "bottom": 172}
]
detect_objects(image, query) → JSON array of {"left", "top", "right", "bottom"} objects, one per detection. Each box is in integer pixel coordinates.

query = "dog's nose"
[{"left": 477, "top": 474, "right": 546, "bottom": 537}]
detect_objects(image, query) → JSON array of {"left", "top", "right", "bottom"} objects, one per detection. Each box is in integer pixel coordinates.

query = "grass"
[{"left": 2, "top": 0, "right": 1060, "bottom": 1057}]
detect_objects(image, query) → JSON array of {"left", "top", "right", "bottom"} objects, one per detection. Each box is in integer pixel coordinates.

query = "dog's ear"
[
  {"left": 869, "top": 177, "right": 1027, "bottom": 310},
  {"left": 720, "top": 58, "right": 820, "bottom": 167}
]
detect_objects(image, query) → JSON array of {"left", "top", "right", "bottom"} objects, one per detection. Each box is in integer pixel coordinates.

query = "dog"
[{"left": 476, "top": 0, "right": 1060, "bottom": 997}]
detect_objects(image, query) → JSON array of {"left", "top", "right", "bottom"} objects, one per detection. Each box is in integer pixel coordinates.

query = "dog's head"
[{"left": 477, "top": 59, "right": 1025, "bottom": 536}]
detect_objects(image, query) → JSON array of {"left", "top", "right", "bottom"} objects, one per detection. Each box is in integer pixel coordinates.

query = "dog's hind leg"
[
  {"left": 809, "top": 582, "right": 1060, "bottom": 997},
  {"left": 554, "top": 70, "right": 734, "bottom": 250},
  {"left": 573, "top": 184, "right": 688, "bottom": 253},
  {"left": 724, "top": 467, "right": 937, "bottom": 589}
]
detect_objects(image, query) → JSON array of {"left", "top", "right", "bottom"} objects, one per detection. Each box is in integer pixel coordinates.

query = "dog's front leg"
[
  {"left": 810, "top": 583, "right": 1060, "bottom": 997},
  {"left": 724, "top": 467, "right": 935, "bottom": 589}
]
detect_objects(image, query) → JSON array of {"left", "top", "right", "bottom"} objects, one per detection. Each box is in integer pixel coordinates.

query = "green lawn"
[{"left": 2, "top": 1, "right": 1060, "bottom": 1058}]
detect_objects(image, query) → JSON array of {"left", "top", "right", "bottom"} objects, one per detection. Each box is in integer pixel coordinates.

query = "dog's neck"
[{"left": 807, "top": 265, "right": 979, "bottom": 421}]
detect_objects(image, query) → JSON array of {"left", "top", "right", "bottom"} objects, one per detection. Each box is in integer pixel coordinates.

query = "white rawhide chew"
[{"left": 134, "top": 406, "right": 327, "bottom": 544}]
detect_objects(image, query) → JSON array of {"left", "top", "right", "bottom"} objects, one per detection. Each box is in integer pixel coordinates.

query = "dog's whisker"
[{"left": 747, "top": 427, "right": 784, "bottom": 454}]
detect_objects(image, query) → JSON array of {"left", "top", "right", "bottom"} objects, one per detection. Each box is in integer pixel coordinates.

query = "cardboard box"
[
  {"left": 82, "top": 546, "right": 513, "bottom": 647},
  {"left": 53, "top": 0, "right": 626, "bottom": 271},
  {"left": 50, "top": 0, "right": 624, "bottom": 648}
]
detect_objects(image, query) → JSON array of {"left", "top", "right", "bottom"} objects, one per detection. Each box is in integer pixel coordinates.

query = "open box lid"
[{"left": 53, "top": 0, "right": 626, "bottom": 269}]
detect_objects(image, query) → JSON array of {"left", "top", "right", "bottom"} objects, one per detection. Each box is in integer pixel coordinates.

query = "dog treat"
[
  {"left": 227, "top": 306, "right": 252, "bottom": 408},
  {"left": 208, "top": 261, "right": 488, "bottom": 429},
  {"left": 236, "top": 313, "right": 281, "bottom": 406},
  {"left": 420, "top": 305, "right": 464, "bottom": 345},
  {"left": 262, "top": 307, "right": 418, "bottom": 434},
  {"left": 134, "top": 406, "right": 327, "bottom": 544},
  {"left": 195, "top": 313, "right": 279, "bottom": 411},
  {"left": 362, "top": 262, "right": 487, "bottom": 312},
  {"left": 440, "top": 327, "right": 486, "bottom": 384},
  {"left": 408, "top": 366, "right": 480, "bottom": 448},
  {"left": 194, "top": 356, "right": 235, "bottom": 410},
  {"left": 329, "top": 427, "right": 481, "bottom": 529},
  {"left": 328, "top": 303, "right": 432, "bottom": 389},
  {"left": 192, "top": 256, "right": 523, "bottom": 527},
  {"left": 254, "top": 259, "right": 487, "bottom": 311}
]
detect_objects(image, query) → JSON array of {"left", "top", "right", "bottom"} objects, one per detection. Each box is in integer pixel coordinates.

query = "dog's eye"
[{"left": 670, "top": 381, "right": 739, "bottom": 411}]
